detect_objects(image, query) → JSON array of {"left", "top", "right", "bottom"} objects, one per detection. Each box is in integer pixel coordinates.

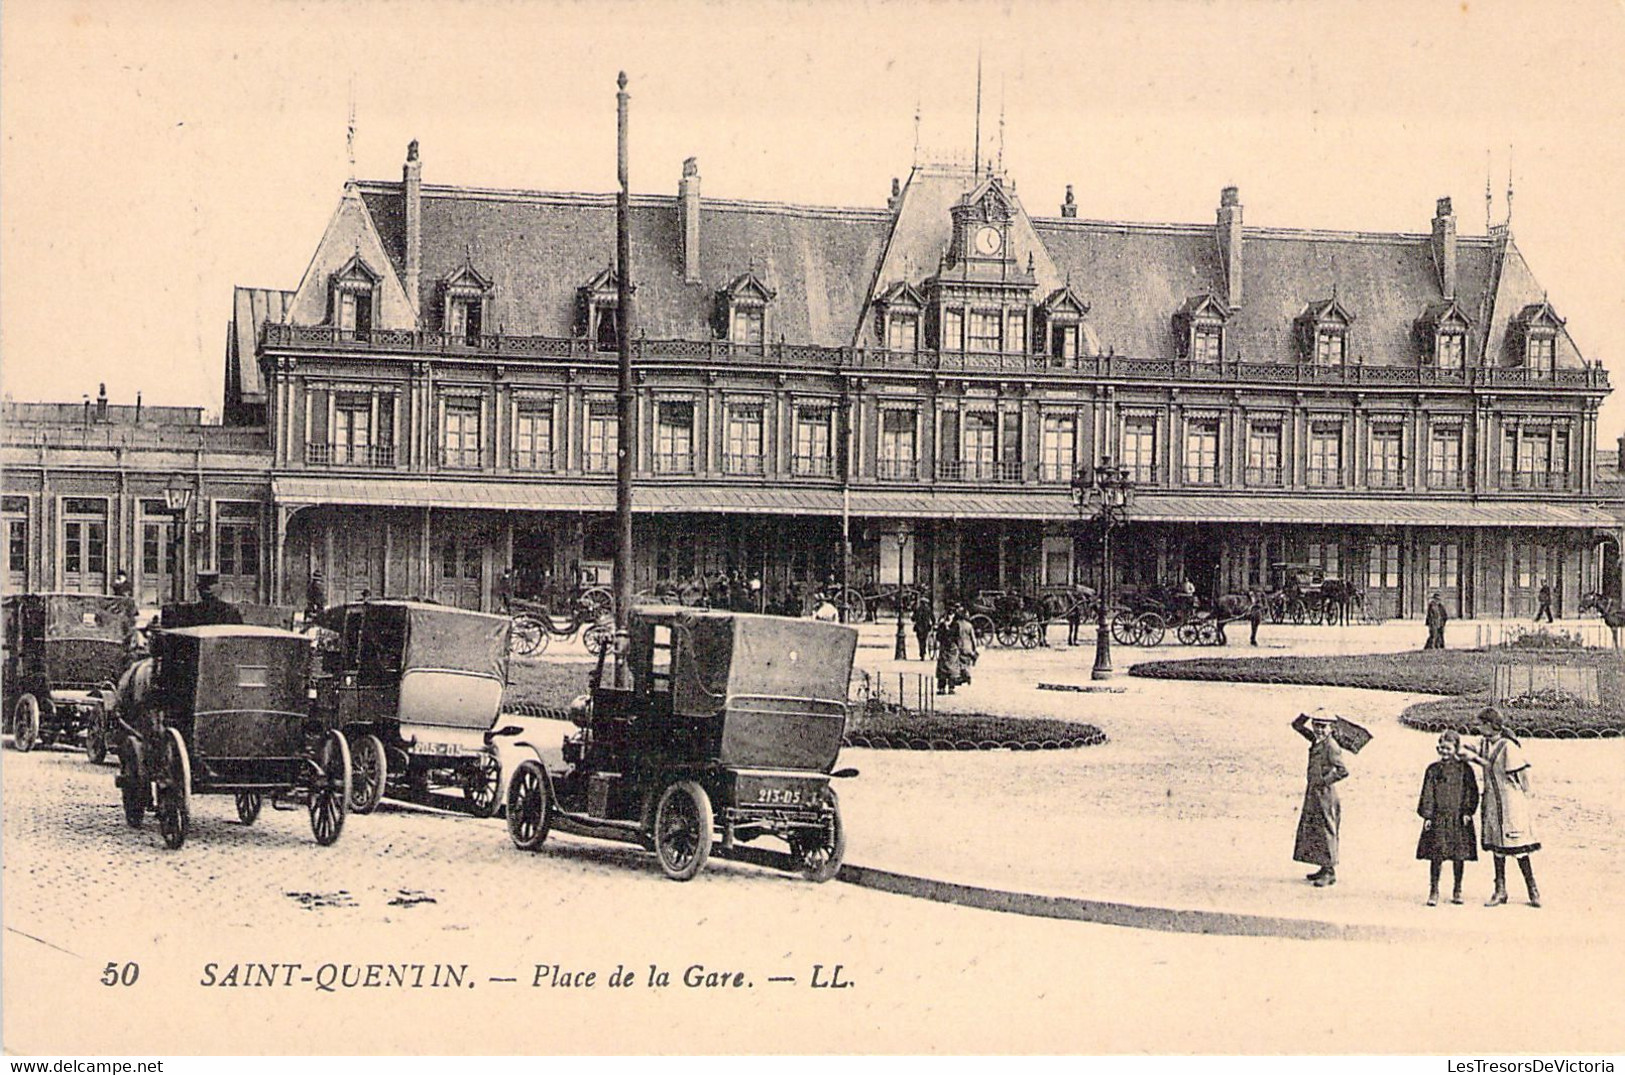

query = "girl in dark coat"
[{"left": 1416, "top": 730, "right": 1479, "bottom": 905}]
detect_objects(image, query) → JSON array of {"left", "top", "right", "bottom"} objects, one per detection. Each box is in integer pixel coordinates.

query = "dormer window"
[
  {"left": 441, "top": 262, "right": 493, "bottom": 347},
  {"left": 717, "top": 270, "right": 776, "bottom": 351},
  {"left": 874, "top": 284, "right": 924, "bottom": 351},
  {"left": 330, "top": 255, "right": 380, "bottom": 340},
  {"left": 1294, "top": 296, "right": 1356, "bottom": 368},
  {"left": 1511, "top": 301, "right": 1564, "bottom": 379},
  {"left": 1174, "top": 293, "right": 1231, "bottom": 365},
  {"left": 1413, "top": 300, "right": 1473, "bottom": 372},
  {"left": 1037, "top": 287, "right": 1094, "bottom": 365},
  {"left": 577, "top": 266, "right": 620, "bottom": 352},
  {"left": 887, "top": 312, "right": 918, "bottom": 352}
]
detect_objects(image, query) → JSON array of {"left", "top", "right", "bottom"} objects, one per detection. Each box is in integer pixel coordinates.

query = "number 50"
[{"left": 101, "top": 961, "right": 140, "bottom": 987}]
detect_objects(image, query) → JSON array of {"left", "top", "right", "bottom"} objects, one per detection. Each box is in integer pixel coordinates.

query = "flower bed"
[{"left": 1400, "top": 693, "right": 1625, "bottom": 739}]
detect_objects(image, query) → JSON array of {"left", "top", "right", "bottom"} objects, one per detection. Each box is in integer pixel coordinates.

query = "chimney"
[
  {"left": 1217, "top": 186, "right": 1243, "bottom": 308},
  {"left": 404, "top": 140, "right": 422, "bottom": 319},
  {"left": 887, "top": 177, "right": 902, "bottom": 213},
  {"left": 1061, "top": 184, "right": 1077, "bottom": 218},
  {"left": 1432, "top": 196, "right": 1457, "bottom": 300},
  {"left": 680, "top": 157, "right": 702, "bottom": 284}
]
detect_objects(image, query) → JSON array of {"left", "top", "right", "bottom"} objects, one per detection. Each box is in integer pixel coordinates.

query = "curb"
[
  {"left": 836, "top": 864, "right": 1411, "bottom": 943},
  {"left": 843, "top": 731, "right": 1105, "bottom": 751}
]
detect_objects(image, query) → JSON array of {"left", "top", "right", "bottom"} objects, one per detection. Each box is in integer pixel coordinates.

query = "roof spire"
[
  {"left": 913, "top": 96, "right": 922, "bottom": 166},
  {"left": 1506, "top": 144, "right": 1515, "bottom": 228},
  {"left": 996, "top": 75, "right": 1006, "bottom": 176},
  {"left": 346, "top": 75, "right": 357, "bottom": 184},
  {"left": 973, "top": 48, "right": 983, "bottom": 178},
  {"left": 1485, "top": 149, "right": 1493, "bottom": 235}
]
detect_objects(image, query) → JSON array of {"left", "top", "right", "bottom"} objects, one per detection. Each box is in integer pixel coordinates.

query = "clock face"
[{"left": 974, "top": 225, "right": 1003, "bottom": 256}]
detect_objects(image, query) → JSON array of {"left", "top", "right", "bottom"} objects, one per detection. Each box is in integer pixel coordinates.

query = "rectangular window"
[
  {"left": 62, "top": 498, "right": 108, "bottom": 590},
  {"left": 1308, "top": 423, "right": 1344, "bottom": 487},
  {"left": 1247, "top": 423, "right": 1283, "bottom": 486},
  {"left": 441, "top": 401, "right": 482, "bottom": 469},
  {"left": 337, "top": 290, "right": 373, "bottom": 336},
  {"left": 1370, "top": 426, "right": 1404, "bottom": 489},
  {"left": 725, "top": 404, "right": 765, "bottom": 475},
  {"left": 4, "top": 495, "right": 27, "bottom": 582},
  {"left": 941, "top": 308, "right": 963, "bottom": 351},
  {"left": 655, "top": 401, "right": 696, "bottom": 473},
  {"left": 448, "top": 298, "right": 483, "bottom": 346},
  {"left": 1437, "top": 333, "right": 1465, "bottom": 370},
  {"left": 967, "top": 310, "right": 1002, "bottom": 353},
  {"left": 1553, "top": 430, "right": 1571, "bottom": 489},
  {"left": 585, "top": 403, "right": 617, "bottom": 473},
  {"left": 1184, "top": 419, "right": 1219, "bottom": 484},
  {"left": 1122, "top": 417, "right": 1157, "bottom": 483},
  {"left": 1315, "top": 331, "right": 1345, "bottom": 367},
  {"left": 215, "top": 503, "right": 260, "bottom": 601},
  {"left": 1052, "top": 323, "right": 1078, "bottom": 360},
  {"left": 1006, "top": 312, "right": 1026, "bottom": 353},
  {"left": 595, "top": 306, "right": 620, "bottom": 352},
  {"left": 1429, "top": 426, "right": 1464, "bottom": 488},
  {"left": 1306, "top": 541, "right": 1341, "bottom": 579},
  {"left": 1519, "top": 431, "right": 1551, "bottom": 476},
  {"left": 1040, "top": 412, "right": 1075, "bottom": 482},
  {"left": 731, "top": 307, "right": 764, "bottom": 348},
  {"left": 1367, "top": 543, "right": 1401, "bottom": 589},
  {"left": 514, "top": 404, "right": 556, "bottom": 472},
  {"left": 1528, "top": 335, "right": 1555, "bottom": 376},
  {"left": 793, "top": 406, "right": 833, "bottom": 477},
  {"left": 887, "top": 313, "right": 918, "bottom": 352},
  {"left": 334, "top": 394, "right": 371, "bottom": 465},
  {"left": 1042, "top": 535, "right": 1072, "bottom": 587},
  {"left": 879, "top": 408, "right": 917, "bottom": 480},
  {"left": 961, "top": 412, "right": 996, "bottom": 480},
  {"left": 1426, "top": 543, "right": 1460, "bottom": 591},
  {"left": 1192, "top": 326, "right": 1222, "bottom": 364}
]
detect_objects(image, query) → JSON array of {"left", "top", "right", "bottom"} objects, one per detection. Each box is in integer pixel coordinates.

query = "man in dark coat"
[
  {"left": 305, "top": 570, "right": 327, "bottom": 619},
  {"left": 192, "top": 572, "right": 243, "bottom": 626},
  {"left": 1424, "top": 593, "right": 1449, "bottom": 650},
  {"left": 1536, "top": 582, "right": 1554, "bottom": 623},
  {"left": 111, "top": 569, "right": 133, "bottom": 598},
  {"left": 1292, "top": 708, "right": 1348, "bottom": 886},
  {"left": 911, "top": 598, "right": 935, "bottom": 661}
]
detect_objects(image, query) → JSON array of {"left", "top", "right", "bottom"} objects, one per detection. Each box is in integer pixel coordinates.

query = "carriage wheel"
[
  {"left": 235, "top": 792, "right": 263, "bottom": 826},
  {"left": 1177, "top": 623, "right": 1201, "bottom": 646},
  {"left": 996, "top": 624, "right": 1020, "bottom": 648},
  {"left": 463, "top": 752, "right": 502, "bottom": 818},
  {"left": 968, "top": 614, "right": 996, "bottom": 648},
  {"left": 509, "top": 617, "right": 544, "bottom": 657},
  {"left": 581, "top": 587, "right": 614, "bottom": 618},
  {"left": 119, "top": 736, "right": 147, "bottom": 828},
  {"left": 1307, "top": 602, "right": 1324, "bottom": 626},
  {"left": 1020, "top": 621, "right": 1045, "bottom": 649},
  {"left": 85, "top": 705, "right": 108, "bottom": 765},
  {"left": 583, "top": 623, "right": 614, "bottom": 657},
  {"left": 156, "top": 727, "right": 191, "bottom": 851},
  {"left": 1110, "top": 611, "right": 1140, "bottom": 646},
  {"left": 789, "top": 788, "right": 845, "bottom": 884},
  {"left": 1198, "top": 621, "right": 1221, "bottom": 646},
  {"left": 308, "top": 730, "right": 351, "bottom": 847},
  {"left": 653, "top": 780, "right": 713, "bottom": 882},
  {"left": 350, "top": 733, "right": 387, "bottom": 815},
  {"left": 10, "top": 694, "right": 40, "bottom": 753},
  {"left": 506, "top": 760, "right": 552, "bottom": 851},
  {"left": 1287, "top": 599, "right": 1306, "bottom": 625},
  {"left": 1136, "top": 613, "right": 1167, "bottom": 648}
]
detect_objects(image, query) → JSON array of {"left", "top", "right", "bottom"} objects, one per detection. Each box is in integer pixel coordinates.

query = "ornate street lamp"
[
  {"left": 1070, "top": 458, "right": 1135, "bottom": 680},
  {"left": 164, "top": 476, "right": 194, "bottom": 606},
  {"left": 892, "top": 529, "right": 911, "bottom": 661}
]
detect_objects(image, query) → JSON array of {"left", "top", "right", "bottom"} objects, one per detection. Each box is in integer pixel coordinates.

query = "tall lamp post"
[
  {"left": 892, "top": 529, "right": 910, "bottom": 660},
  {"left": 163, "top": 477, "right": 194, "bottom": 608},
  {"left": 1071, "top": 458, "right": 1134, "bottom": 681}
]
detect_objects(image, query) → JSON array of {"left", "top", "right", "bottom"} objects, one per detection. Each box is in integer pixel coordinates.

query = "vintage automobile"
[
  {"left": 114, "top": 625, "right": 351, "bottom": 849},
  {"left": 3, "top": 592, "right": 135, "bottom": 758},
  {"left": 502, "top": 607, "right": 858, "bottom": 882},
  {"left": 310, "top": 601, "right": 510, "bottom": 817}
]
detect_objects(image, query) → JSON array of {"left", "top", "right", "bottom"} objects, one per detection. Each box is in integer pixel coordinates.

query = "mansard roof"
[{"left": 269, "top": 162, "right": 1585, "bottom": 375}]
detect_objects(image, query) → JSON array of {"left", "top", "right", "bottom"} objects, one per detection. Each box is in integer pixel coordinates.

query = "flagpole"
[{"left": 614, "top": 71, "right": 636, "bottom": 689}]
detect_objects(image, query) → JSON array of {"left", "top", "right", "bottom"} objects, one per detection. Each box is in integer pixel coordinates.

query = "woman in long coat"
[
  {"left": 1291, "top": 709, "right": 1348, "bottom": 886},
  {"left": 1461, "top": 706, "right": 1542, "bottom": 907},
  {"left": 1416, "top": 730, "right": 1479, "bottom": 905},
  {"left": 934, "top": 605, "right": 978, "bottom": 695}
]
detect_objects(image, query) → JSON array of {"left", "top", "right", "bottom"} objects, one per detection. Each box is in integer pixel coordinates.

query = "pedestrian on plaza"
[
  {"left": 934, "top": 604, "right": 978, "bottom": 695},
  {"left": 1415, "top": 730, "right": 1479, "bottom": 906},
  {"left": 911, "top": 597, "right": 935, "bottom": 661},
  {"left": 1460, "top": 706, "right": 1542, "bottom": 907},
  {"left": 1066, "top": 590, "right": 1084, "bottom": 646},
  {"left": 811, "top": 591, "right": 839, "bottom": 622},
  {"left": 496, "top": 567, "right": 514, "bottom": 613},
  {"left": 1291, "top": 708, "right": 1348, "bottom": 887},
  {"left": 1248, "top": 592, "right": 1265, "bottom": 647},
  {"left": 1536, "top": 582, "right": 1555, "bottom": 624},
  {"left": 1424, "top": 592, "right": 1449, "bottom": 650},
  {"left": 111, "top": 568, "right": 133, "bottom": 598},
  {"left": 305, "top": 570, "right": 327, "bottom": 619}
]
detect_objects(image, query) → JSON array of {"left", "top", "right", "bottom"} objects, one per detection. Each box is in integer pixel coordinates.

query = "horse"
[
  {"left": 1579, "top": 592, "right": 1625, "bottom": 650},
  {"left": 1318, "top": 580, "right": 1364, "bottom": 626}
]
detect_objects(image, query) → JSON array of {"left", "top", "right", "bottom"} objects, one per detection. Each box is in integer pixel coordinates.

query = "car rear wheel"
[
  {"left": 119, "top": 736, "right": 147, "bottom": 828},
  {"left": 85, "top": 709, "right": 108, "bottom": 764},
  {"left": 463, "top": 752, "right": 501, "bottom": 818},
  {"left": 791, "top": 789, "right": 846, "bottom": 884},
  {"left": 156, "top": 728, "right": 191, "bottom": 850},
  {"left": 506, "top": 760, "right": 552, "bottom": 851},
  {"left": 350, "top": 733, "right": 387, "bottom": 815},
  {"left": 654, "top": 780, "right": 713, "bottom": 882},
  {"left": 235, "top": 792, "right": 262, "bottom": 825},
  {"left": 11, "top": 694, "right": 40, "bottom": 753},
  {"left": 309, "top": 730, "right": 351, "bottom": 847}
]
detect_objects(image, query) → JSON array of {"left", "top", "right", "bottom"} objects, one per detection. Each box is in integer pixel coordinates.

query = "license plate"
[
  {"left": 734, "top": 774, "right": 823, "bottom": 809},
  {"left": 415, "top": 741, "right": 471, "bottom": 758}
]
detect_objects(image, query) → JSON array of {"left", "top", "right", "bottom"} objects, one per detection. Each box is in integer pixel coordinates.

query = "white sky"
[{"left": 3, "top": 0, "right": 1623, "bottom": 438}]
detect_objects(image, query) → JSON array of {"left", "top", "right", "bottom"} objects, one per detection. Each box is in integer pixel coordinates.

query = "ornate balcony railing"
[
  {"left": 1037, "top": 462, "right": 1074, "bottom": 483},
  {"left": 1500, "top": 470, "right": 1572, "bottom": 492},
  {"left": 440, "top": 447, "right": 483, "bottom": 470},
  {"left": 583, "top": 451, "right": 616, "bottom": 474},
  {"left": 1125, "top": 463, "right": 1159, "bottom": 484},
  {"left": 937, "top": 460, "right": 1022, "bottom": 482},
  {"left": 1306, "top": 467, "right": 1346, "bottom": 489},
  {"left": 1367, "top": 469, "right": 1406, "bottom": 490},
  {"left": 653, "top": 452, "right": 695, "bottom": 475},
  {"left": 1427, "top": 469, "right": 1466, "bottom": 490},
  {"left": 1245, "top": 465, "right": 1283, "bottom": 487},
  {"left": 1183, "top": 464, "right": 1219, "bottom": 486},
  {"left": 876, "top": 458, "right": 918, "bottom": 481},
  {"left": 723, "top": 453, "right": 766, "bottom": 475},
  {"left": 305, "top": 443, "right": 394, "bottom": 467},
  {"left": 511, "top": 449, "right": 559, "bottom": 473},
  {"left": 259, "top": 323, "right": 1610, "bottom": 390},
  {"left": 791, "top": 455, "right": 835, "bottom": 477}
]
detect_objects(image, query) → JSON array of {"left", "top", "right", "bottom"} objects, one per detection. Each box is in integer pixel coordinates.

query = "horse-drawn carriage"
[
  {"left": 3, "top": 593, "right": 134, "bottom": 757},
  {"left": 503, "top": 607, "right": 857, "bottom": 882},
  {"left": 963, "top": 591, "right": 1048, "bottom": 649},
  {"left": 113, "top": 624, "right": 351, "bottom": 849},
  {"left": 1264, "top": 564, "right": 1363, "bottom": 625},
  {"left": 509, "top": 595, "right": 615, "bottom": 658}
]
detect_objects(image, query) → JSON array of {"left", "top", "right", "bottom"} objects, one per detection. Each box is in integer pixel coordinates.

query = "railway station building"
[{"left": 5, "top": 140, "right": 1621, "bottom": 619}]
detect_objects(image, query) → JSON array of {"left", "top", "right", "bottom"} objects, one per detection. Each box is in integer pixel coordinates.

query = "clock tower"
[{"left": 928, "top": 174, "right": 1036, "bottom": 353}]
